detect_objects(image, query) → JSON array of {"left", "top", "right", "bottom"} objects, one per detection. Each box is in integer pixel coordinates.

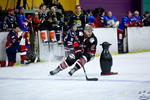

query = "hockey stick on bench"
[{"left": 82, "top": 65, "right": 98, "bottom": 81}]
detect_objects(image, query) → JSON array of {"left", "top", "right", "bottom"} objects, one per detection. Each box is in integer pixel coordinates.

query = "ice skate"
[
  {"left": 21, "top": 60, "right": 31, "bottom": 65},
  {"left": 50, "top": 66, "right": 62, "bottom": 75},
  {"left": 68, "top": 66, "right": 79, "bottom": 76}
]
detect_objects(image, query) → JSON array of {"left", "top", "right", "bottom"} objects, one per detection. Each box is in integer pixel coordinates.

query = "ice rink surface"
[{"left": 0, "top": 52, "right": 150, "bottom": 100}]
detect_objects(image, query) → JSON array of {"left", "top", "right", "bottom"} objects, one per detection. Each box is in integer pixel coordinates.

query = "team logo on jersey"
[
  {"left": 79, "top": 31, "right": 83, "bottom": 36},
  {"left": 90, "top": 38, "right": 94, "bottom": 43}
]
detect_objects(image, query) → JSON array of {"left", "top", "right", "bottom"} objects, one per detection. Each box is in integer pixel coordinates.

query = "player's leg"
[
  {"left": 68, "top": 53, "right": 93, "bottom": 76},
  {"left": 50, "top": 53, "right": 77, "bottom": 75},
  {"left": 19, "top": 45, "right": 30, "bottom": 64},
  {"left": 6, "top": 46, "right": 18, "bottom": 66}
]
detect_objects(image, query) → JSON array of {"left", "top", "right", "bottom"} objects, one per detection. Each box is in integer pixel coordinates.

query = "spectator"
[
  {"left": 95, "top": 11, "right": 106, "bottom": 27},
  {"left": 68, "top": 5, "right": 88, "bottom": 32},
  {"left": 130, "top": 11, "right": 143, "bottom": 27},
  {"left": 142, "top": 11, "right": 150, "bottom": 26},
  {"left": 52, "top": 0, "right": 64, "bottom": 15},
  {"left": 88, "top": 10, "right": 95, "bottom": 27},
  {"left": 3, "top": 8, "right": 17, "bottom": 30},
  {"left": 104, "top": 11, "right": 119, "bottom": 27},
  {"left": 17, "top": 6, "right": 28, "bottom": 31},
  {"left": 47, "top": 6, "right": 64, "bottom": 42},
  {"left": 5, "top": 25, "right": 30, "bottom": 66},
  {"left": 34, "top": 4, "right": 47, "bottom": 31}
]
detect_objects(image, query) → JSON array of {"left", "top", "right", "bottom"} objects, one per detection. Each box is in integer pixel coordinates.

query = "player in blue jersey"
[
  {"left": 104, "top": 11, "right": 118, "bottom": 27},
  {"left": 64, "top": 23, "right": 77, "bottom": 57},
  {"left": 118, "top": 11, "right": 132, "bottom": 52},
  {"left": 130, "top": 11, "right": 143, "bottom": 27},
  {"left": 118, "top": 11, "right": 132, "bottom": 32},
  {"left": 17, "top": 6, "right": 28, "bottom": 31}
]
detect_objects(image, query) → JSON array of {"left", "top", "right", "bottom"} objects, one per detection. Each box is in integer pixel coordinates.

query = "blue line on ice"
[{"left": 0, "top": 77, "right": 150, "bottom": 83}]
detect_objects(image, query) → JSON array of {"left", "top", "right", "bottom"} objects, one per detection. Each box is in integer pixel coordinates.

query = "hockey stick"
[
  {"left": 34, "top": 31, "right": 40, "bottom": 63},
  {"left": 82, "top": 65, "right": 98, "bottom": 81}
]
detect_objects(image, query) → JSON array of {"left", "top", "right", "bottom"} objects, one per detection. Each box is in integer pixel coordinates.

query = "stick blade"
[{"left": 86, "top": 78, "right": 98, "bottom": 81}]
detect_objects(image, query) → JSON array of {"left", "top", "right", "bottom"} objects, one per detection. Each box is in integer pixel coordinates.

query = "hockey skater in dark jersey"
[
  {"left": 68, "top": 5, "right": 88, "bottom": 32},
  {"left": 5, "top": 25, "right": 30, "bottom": 66},
  {"left": 64, "top": 23, "right": 77, "bottom": 57},
  {"left": 3, "top": 8, "right": 17, "bottom": 30},
  {"left": 50, "top": 25, "right": 97, "bottom": 76}
]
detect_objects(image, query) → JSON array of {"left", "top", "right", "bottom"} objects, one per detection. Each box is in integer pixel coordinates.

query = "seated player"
[
  {"left": 6, "top": 25, "right": 30, "bottom": 66},
  {"left": 50, "top": 25, "right": 97, "bottom": 76},
  {"left": 142, "top": 11, "right": 150, "bottom": 26},
  {"left": 88, "top": 10, "right": 95, "bottom": 27},
  {"left": 130, "top": 11, "right": 143, "bottom": 27},
  {"left": 63, "top": 23, "right": 77, "bottom": 57},
  {"left": 95, "top": 11, "right": 106, "bottom": 27},
  {"left": 104, "top": 11, "right": 119, "bottom": 27},
  {"left": 3, "top": 8, "right": 17, "bottom": 30}
]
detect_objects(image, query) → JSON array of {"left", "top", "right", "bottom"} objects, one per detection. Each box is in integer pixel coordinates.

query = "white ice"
[{"left": 0, "top": 52, "right": 150, "bottom": 100}]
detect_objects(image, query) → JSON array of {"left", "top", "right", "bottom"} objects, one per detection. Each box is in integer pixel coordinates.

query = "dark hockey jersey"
[
  {"left": 96, "top": 15, "right": 106, "bottom": 27},
  {"left": 3, "top": 15, "right": 17, "bottom": 30},
  {"left": 73, "top": 33, "right": 97, "bottom": 55},
  {"left": 47, "top": 11, "right": 63, "bottom": 24},
  {"left": 64, "top": 29, "right": 76, "bottom": 50},
  {"left": 69, "top": 12, "right": 88, "bottom": 31}
]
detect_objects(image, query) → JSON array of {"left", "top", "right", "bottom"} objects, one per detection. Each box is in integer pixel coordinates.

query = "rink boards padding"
[
  {"left": 93, "top": 28, "right": 118, "bottom": 55},
  {"left": 1, "top": 27, "right": 150, "bottom": 63},
  {"left": 127, "top": 27, "right": 150, "bottom": 52}
]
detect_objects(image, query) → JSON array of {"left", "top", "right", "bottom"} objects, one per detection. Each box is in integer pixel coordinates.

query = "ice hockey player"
[
  {"left": 118, "top": 11, "right": 132, "bottom": 52},
  {"left": 68, "top": 5, "right": 88, "bottom": 32},
  {"left": 50, "top": 25, "right": 97, "bottom": 76},
  {"left": 63, "top": 23, "right": 77, "bottom": 57},
  {"left": 17, "top": 6, "right": 28, "bottom": 31},
  {"left": 3, "top": 8, "right": 17, "bottom": 30},
  {"left": 130, "top": 11, "right": 143, "bottom": 27},
  {"left": 34, "top": 4, "right": 47, "bottom": 31},
  {"left": 104, "top": 11, "right": 119, "bottom": 27},
  {"left": 47, "top": 6, "right": 64, "bottom": 42},
  {"left": 52, "top": 0, "right": 65, "bottom": 15},
  {"left": 95, "top": 11, "right": 106, "bottom": 27},
  {"left": 6, "top": 24, "right": 30, "bottom": 66}
]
